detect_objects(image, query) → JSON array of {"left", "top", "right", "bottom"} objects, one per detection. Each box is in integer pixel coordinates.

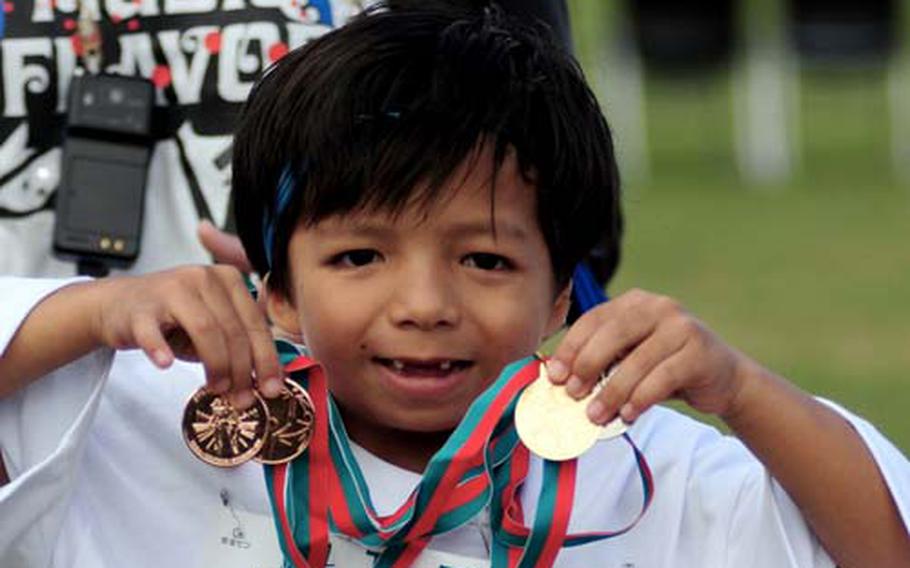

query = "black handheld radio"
[{"left": 53, "top": 71, "right": 155, "bottom": 273}]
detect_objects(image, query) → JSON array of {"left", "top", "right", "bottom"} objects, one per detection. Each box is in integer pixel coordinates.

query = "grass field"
[
  {"left": 613, "top": 179, "right": 910, "bottom": 452},
  {"left": 568, "top": 2, "right": 910, "bottom": 452}
]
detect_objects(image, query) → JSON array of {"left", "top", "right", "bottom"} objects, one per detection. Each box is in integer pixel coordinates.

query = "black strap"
[{"left": 172, "top": 131, "right": 213, "bottom": 224}]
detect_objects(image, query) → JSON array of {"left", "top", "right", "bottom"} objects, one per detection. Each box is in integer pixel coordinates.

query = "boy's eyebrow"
[
  {"left": 312, "top": 222, "right": 393, "bottom": 239},
  {"left": 445, "top": 220, "right": 530, "bottom": 241}
]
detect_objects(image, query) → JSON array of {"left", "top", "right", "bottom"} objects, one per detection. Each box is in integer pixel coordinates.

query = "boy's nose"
[{"left": 387, "top": 263, "right": 460, "bottom": 331}]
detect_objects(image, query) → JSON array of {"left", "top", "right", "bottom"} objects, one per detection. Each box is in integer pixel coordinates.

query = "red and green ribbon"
[{"left": 263, "top": 351, "right": 654, "bottom": 567}]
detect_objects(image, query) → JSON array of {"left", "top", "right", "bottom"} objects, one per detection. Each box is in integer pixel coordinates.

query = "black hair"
[
  {"left": 233, "top": 5, "right": 622, "bottom": 297},
  {"left": 386, "top": 0, "right": 574, "bottom": 54}
]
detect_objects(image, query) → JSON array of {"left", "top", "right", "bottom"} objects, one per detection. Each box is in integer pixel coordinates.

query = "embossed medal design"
[
  {"left": 254, "top": 379, "right": 316, "bottom": 465},
  {"left": 515, "top": 362, "right": 603, "bottom": 461},
  {"left": 182, "top": 389, "right": 269, "bottom": 467}
]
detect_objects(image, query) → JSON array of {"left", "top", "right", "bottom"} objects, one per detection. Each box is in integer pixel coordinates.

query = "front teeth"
[{"left": 390, "top": 360, "right": 454, "bottom": 371}]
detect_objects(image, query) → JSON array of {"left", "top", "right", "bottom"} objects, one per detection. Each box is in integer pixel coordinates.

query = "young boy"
[{"left": 1, "top": 6, "right": 908, "bottom": 568}]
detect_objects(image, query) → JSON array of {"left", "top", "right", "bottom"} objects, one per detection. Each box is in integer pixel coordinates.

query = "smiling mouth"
[{"left": 374, "top": 357, "right": 474, "bottom": 378}]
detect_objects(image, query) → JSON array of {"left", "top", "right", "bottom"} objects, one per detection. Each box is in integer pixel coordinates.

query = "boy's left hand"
[{"left": 548, "top": 288, "right": 751, "bottom": 425}]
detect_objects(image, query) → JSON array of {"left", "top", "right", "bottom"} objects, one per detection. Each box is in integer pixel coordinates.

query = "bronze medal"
[
  {"left": 254, "top": 379, "right": 316, "bottom": 465},
  {"left": 182, "top": 388, "right": 269, "bottom": 467}
]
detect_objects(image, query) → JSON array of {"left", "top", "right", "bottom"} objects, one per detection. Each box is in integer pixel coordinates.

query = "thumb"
[{"left": 197, "top": 220, "right": 254, "bottom": 273}]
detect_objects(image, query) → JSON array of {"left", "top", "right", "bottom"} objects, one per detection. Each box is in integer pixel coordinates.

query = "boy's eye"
[
  {"left": 463, "top": 252, "right": 512, "bottom": 271},
  {"left": 332, "top": 249, "right": 382, "bottom": 267}
]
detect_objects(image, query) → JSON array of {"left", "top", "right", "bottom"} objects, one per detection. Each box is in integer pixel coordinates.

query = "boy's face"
[{"left": 269, "top": 148, "right": 570, "bottom": 437}]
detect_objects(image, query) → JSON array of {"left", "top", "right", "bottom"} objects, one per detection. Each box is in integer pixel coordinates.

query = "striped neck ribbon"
[{"left": 263, "top": 351, "right": 654, "bottom": 568}]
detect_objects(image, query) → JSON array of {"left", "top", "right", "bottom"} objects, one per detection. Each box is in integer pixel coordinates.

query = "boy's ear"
[
  {"left": 544, "top": 280, "right": 573, "bottom": 337},
  {"left": 264, "top": 283, "right": 303, "bottom": 339}
]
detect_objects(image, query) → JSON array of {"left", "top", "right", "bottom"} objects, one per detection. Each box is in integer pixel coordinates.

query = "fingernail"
[
  {"left": 232, "top": 390, "right": 256, "bottom": 409},
  {"left": 620, "top": 403, "right": 636, "bottom": 423},
  {"left": 587, "top": 399, "right": 606, "bottom": 423},
  {"left": 547, "top": 360, "right": 568, "bottom": 382},
  {"left": 153, "top": 349, "right": 172, "bottom": 368},
  {"left": 210, "top": 378, "right": 230, "bottom": 394},
  {"left": 565, "top": 375, "right": 585, "bottom": 398},
  {"left": 261, "top": 377, "right": 284, "bottom": 398}
]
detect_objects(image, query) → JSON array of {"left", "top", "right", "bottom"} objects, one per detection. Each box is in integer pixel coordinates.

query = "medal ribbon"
[{"left": 264, "top": 353, "right": 654, "bottom": 568}]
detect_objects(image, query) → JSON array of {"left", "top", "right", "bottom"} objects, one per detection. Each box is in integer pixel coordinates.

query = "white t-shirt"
[{"left": 1, "top": 278, "right": 909, "bottom": 568}]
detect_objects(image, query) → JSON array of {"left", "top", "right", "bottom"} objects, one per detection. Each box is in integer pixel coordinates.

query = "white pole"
[
  {"left": 887, "top": 0, "right": 910, "bottom": 182},
  {"left": 732, "top": 0, "right": 797, "bottom": 186}
]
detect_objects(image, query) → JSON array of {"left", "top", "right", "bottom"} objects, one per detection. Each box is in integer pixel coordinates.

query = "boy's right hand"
[
  {"left": 197, "top": 219, "right": 254, "bottom": 273},
  {"left": 92, "top": 266, "right": 283, "bottom": 408}
]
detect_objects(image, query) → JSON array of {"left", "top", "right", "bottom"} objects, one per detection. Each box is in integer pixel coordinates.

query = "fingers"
[
  {"left": 132, "top": 312, "right": 175, "bottom": 369},
  {"left": 561, "top": 316, "right": 652, "bottom": 398},
  {"left": 130, "top": 281, "right": 240, "bottom": 398},
  {"left": 617, "top": 350, "right": 691, "bottom": 423},
  {"left": 549, "top": 289, "right": 702, "bottom": 425},
  {"left": 550, "top": 289, "right": 668, "bottom": 392},
  {"left": 167, "top": 282, "right": 237, "bottom": 391},
  {"left": 129, "top": 266, "right": 279, "bottom": 409},
  {"left": 186, "top": 266, "right": 282, "bottom": 407},
  {"left": 585, "top": 332, "right": 688, "bottom": 424},
  {"left": 97, "top": 266, "right": 280, "bottom": 409},
  {"left": 221, "top": 268, "right": 283, "bottom": 398},
  {"left": 193, "top": 271, "right": 256, "bottom": 405}
]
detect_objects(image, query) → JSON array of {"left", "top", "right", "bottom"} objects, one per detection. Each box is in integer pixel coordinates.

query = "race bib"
[
  {"left": 201, "top": 502, "right": 284, "bottom": 568},
  {"left": 202, "top": 506, "right": 490, "bottom": 568}
]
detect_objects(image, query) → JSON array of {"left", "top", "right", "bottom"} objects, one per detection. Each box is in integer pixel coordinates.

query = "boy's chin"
[
  {"left": 382, "top": 410, "right": 465, "bottom": 435},
  {"left": 363, "top": 392, "right": 478, "bottom": 434},
  {"left": 338, "top": 398, "right": 466, "bottom": 438}
]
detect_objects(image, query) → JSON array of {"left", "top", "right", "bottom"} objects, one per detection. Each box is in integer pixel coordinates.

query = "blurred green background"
[{"left": 567, "top": 0, "right": 910, "bottom": 451}]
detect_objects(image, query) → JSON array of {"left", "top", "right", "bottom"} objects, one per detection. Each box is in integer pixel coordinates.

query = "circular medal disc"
[
  {"left": 182, "top": 388, "right": 269, "bottom": 467},
  {"left": 595, "top": 365, "right": 629, "bottom": 440},
  {"left": 515, "top": 363, "right": 602, "bottom": 461},
  {"left": 598, "top": 416, "right": 629, "bottom": 440},
  {"left": 254, "top": 379, "right": 316, "bottom": 465}
]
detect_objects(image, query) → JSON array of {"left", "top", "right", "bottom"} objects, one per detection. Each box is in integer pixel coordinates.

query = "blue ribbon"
[{"left": 572, "top": 262, "right": 609, "bottom": 312}]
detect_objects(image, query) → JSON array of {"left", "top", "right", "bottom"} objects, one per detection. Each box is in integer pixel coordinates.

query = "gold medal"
[
  {"left": 254, "top": 379, "right": 316, "bottom": 465},
  {"left": 598, "top": 415, "right": 629, "bottom": 440},
  {"left": 515, "top": 362, "right": 602, "bottom": 461},
  {"left": 182, "top": 388, "right": 269, "bottom": 467},
  {"left": 594, "top": 365, "right": 629, "bottom": 440}
]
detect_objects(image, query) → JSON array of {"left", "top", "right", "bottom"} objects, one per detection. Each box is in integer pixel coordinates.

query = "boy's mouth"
[{"left": 374, "top": 357, "right": 473, "bottom": 378}]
